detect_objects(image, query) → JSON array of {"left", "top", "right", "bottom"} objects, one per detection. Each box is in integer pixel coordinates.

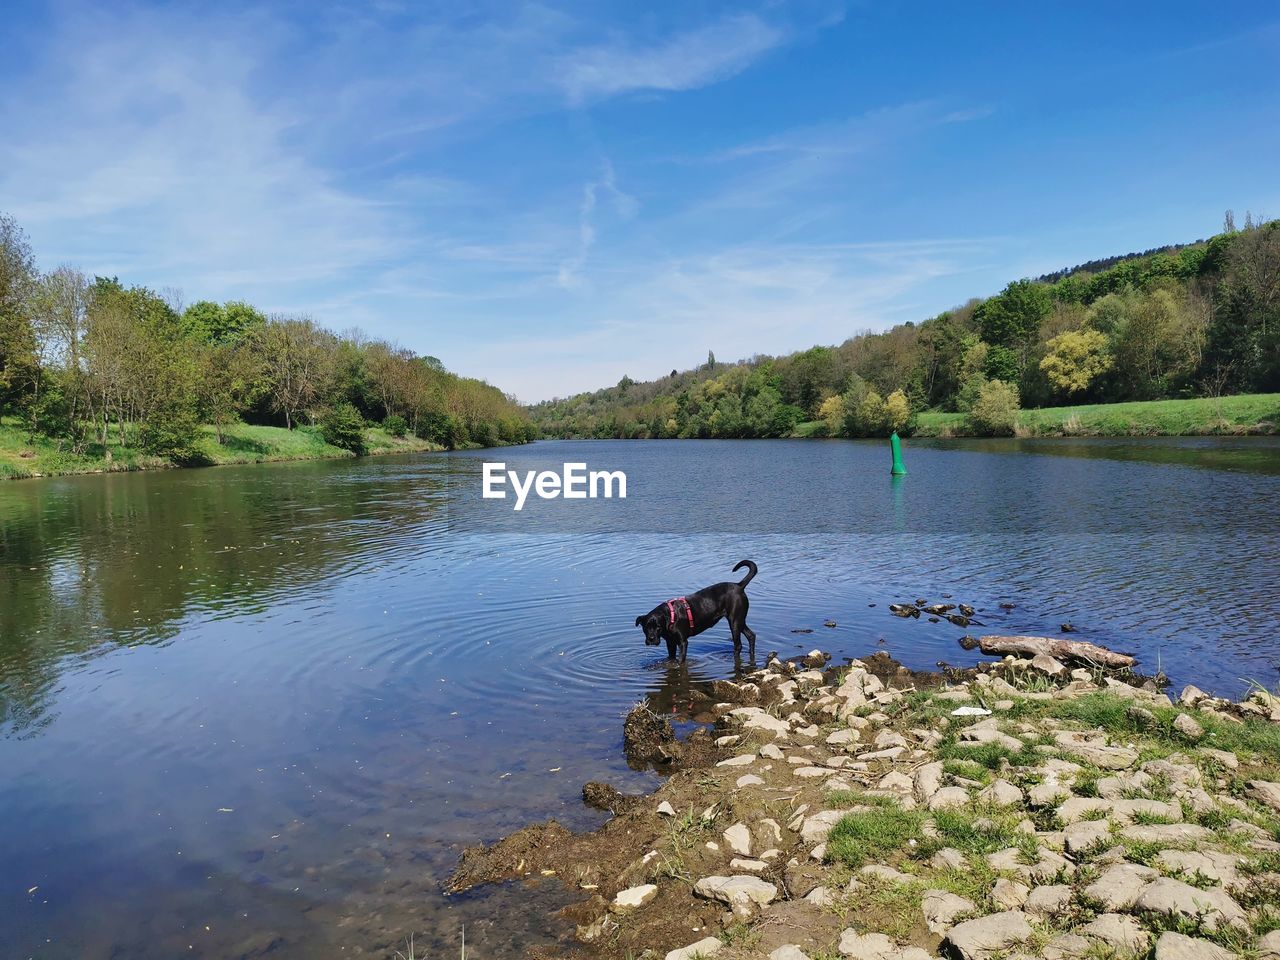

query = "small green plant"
[
  {"left": 320, "top": 403, "right": 367, "bottom": 455},
  {"left": 827, "top": 807, "right": 923, "bottom": 868},
  {"left": 383, "top": 413, "right": 408, "bottom": 437}
]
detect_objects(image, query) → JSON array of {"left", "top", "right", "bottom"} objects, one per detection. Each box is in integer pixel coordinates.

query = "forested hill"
[
  {"left": 0, "top": 211, "right": 533, "bottom": 463},
  {"left": 529, "top": 219, "right": 1280, "bottom": 440}
]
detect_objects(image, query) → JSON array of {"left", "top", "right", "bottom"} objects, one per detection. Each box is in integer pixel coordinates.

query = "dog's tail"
[{"left": 733, "top": 559, "right": 758, "bottom": 588}]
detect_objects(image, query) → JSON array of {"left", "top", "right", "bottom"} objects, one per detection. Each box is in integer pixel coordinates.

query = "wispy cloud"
[
  {"left": 557, "top": 160, "right": 638, "bottom": 289},
  {"left": 555, "top": 14, "right": 784, "bottom": 104}
]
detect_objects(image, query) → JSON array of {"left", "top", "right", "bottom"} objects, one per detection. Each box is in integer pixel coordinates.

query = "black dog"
[{"left": 635, "top": 560, "right": 758, "bottom": 663}]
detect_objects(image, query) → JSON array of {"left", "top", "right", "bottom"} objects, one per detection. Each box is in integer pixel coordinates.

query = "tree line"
[
  {"left": 530, "top": 216, "right": 1279, "bottom": 438},
  {"left": 0, "top": 212, "right": 533, "bottom": 463}
]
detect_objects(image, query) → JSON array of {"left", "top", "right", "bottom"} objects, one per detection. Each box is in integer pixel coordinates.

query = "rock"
[
  {"left": 1174, "top": 713, "right": 1205, "bottom": 740},
  {"left": 1082, "top": 913, "right": 1149, "bottom": 953},
  {"left": 771, "top": 947, "right": 811, "bottom": 960},
  {"left": 1201, "top": 748, "right": 1238, "bottom": 770},
  {"left": 1179, "top": 685, "right": 1210, "bottom": 707},
  {"left": 922, "top": 889, "right": 976, "bottom": 933},
  {"left": 1248, "top": 780, "right": 1280, "bottom": 814},
  {"left": 757, "top": 818, "right": 784, "bottom": 847},
  {"left": 959, "top": 727, "right": 1025, "bottom": 752},
  {"left": 1112, "top": 798, "right": 1183, "bottom": 825},
  {"left": 928, "top": 787, "right": 970, "bottom": 810},
  {"left": 1053, "top": 730, "right": 1138, "bottom": 769},
  {"left": 1029, "top": 654, "right": 1065, "bottom": 676},
  {"left": 880, "top": 771, "right": 915, "bottom": 794},
  {"left": 1042, "top": 933, "right": 1095, "bottom": 960},
  {"left": 1133, "top": 877, "right": 1247, "bottom": 933},
  {"left": 1258, "top": 931, "right": 1280, "bottom": 960},
  {"left": 723, "top": 823, "right": 751, "bottom": 856},
  {"left": 1120, "top": 823, "right": 1212, "bottom": 844},
  {"left": 736, "top": 711, "right": 791, "bottom": 737},
  {"left": 794, "top": 766, "right": 833, "bottom": 778},
  {"left": 1154, "top": 931, "right": 1238, "bottom": 960},
  {"left": 800, "top": 810, "right": 846, "bottom": 844},
  {"left": 717, "top": 753, "right": 757, "bottom": 767},
  {"left": 978, "top": 779, "right": 1024, "bottom": 807},
  {"left": 730, "top": 858, "right": 767, "bottom": 872},
  {"left": 1056, "top": 796, "right": 1111, "bottom": 823},
  {"left": 1023, "top": 884, "right": 1073, "bottom": 916},
  {"left": 1082, "top": 863, "right": 1157, "bottom": 911},
  {"left": 692, "top": 875, "right": 778, "bottom": 916},
  {"left": 991, "top": 878, "right": 1029, "bottom": 909},
  {"left": 837, "top": 930, "right": 895, "bottom": 960},
  {"left": 860, "top": 864, "right": 914, "bottom": 884},
  {"left": 914, "top": 761, "right": 944, "bottom": 802},
  {"left": 802, "top": 885, "right": 832, "bottom": 906},
  {"left": 931, "top": 847, "right": 967, "bottom": 870},
  {"left": 1063, "top": 819, "right": 1111, "bottom": 854},
  {"left": 736, "top": 773, "right": 765, "bottom": 788},
  {"left": 943, "top": 911, "right": 1033, "bottom": 960},
  {"left": 760, "top": 743, "right": 785, "bottom": 760},
  {"left": 612, "top": 883, "right": 657, "bottom": 910},
  {"left": 1028, "top": 781, "right": 1070, "bottom": 807},
  {"left": 657, "top": 801, "right": 676, "bottom": 816},
  {"left": 1155, "top": 850, "right": 1240, "bottom": 888},
  {"left": 666, "top": 937, "right": 723, "bottom": 960},
  {"left": 827, "top": 728, "right": 860, "bottom": 747}
]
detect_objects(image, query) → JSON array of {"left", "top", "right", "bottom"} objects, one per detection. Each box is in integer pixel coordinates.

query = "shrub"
[
  {"left": 321, "top": 403, "right": 367, "bottom": 454},
  {"left": 967, "top": 379, "right": 1021, "bottom": 436},
  {"left": 139, "top": 407, "right": 208, "bottom": 465},
  {"left": 383, "top": 413, "right": 407, "bottom": 437}
]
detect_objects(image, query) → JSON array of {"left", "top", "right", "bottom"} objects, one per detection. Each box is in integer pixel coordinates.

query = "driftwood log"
[{"left": 976, "top": 635, "right": 1136, "bottom": 669}]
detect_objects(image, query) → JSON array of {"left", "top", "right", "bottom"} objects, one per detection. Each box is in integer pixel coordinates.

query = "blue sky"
[{"left": 2, "top": 2, "right": 1278, "bottom": 401}]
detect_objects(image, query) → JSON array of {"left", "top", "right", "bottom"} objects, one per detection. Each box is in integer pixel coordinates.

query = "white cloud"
[
  {"left": 557, "top": 159, "right": 637, "bottom": 289},
  {"left": 556, "top": 14, "right": 784, "bottom": 103}
]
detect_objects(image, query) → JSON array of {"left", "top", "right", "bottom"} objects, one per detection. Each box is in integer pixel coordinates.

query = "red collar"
[{"left": 666, "top": 597, "right": 694, "bottom": 629}]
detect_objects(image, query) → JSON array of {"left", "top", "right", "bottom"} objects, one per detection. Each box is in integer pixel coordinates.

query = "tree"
[
  {"left": 883, "top": 389, "right": 911, "bottom": 432},
  {"left": 252, "top": 317, "right": 335, "bottom": 429},
  {"left": 817, "top": 394, "right": 844, "bottom": 436},
  {"left": 968, "top": 379, "right": 1020, "bottom": 436},
  {"left": 320, "top": 402, "right": 367, "bottom": 454},
  {"left": 0, "top": 214, "right": 38, "bottom": 415},
  {"left": 196, "top": 340, "right": 265, "bottom": 444},
  {"left": 1040, "top": 328, "right": 1112, "bottom": 395}
]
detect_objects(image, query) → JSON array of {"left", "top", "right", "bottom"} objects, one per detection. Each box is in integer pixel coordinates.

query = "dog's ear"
[{"left": 635, "top": 615, "right": 645, "bottom": 627}]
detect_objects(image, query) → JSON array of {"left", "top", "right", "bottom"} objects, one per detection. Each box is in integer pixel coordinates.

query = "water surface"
[{"left": 1, "top": 437, "right": 1277, "bottom": 958}]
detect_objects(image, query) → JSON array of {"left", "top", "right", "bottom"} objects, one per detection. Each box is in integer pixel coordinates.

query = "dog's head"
[{"left": 635, "top": 613, "right": 662, "bottom": 646}]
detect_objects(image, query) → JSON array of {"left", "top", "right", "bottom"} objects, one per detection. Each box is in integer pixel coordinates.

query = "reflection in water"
[{"left": 0, "top": 437, "right": 1278, "bottom": 958}]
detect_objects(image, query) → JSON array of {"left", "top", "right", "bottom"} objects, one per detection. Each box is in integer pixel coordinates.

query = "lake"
[{"left": 1, "top": 437, "right": 1278, "bottom": 958}]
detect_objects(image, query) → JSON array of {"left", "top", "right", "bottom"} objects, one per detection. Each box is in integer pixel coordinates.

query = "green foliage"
[
  {"left": 383, "top": 414, "right": 408, "bottom": 437},
  {"left": 827, "top": 806, "right": 923, "bottom": 868},
  {"left": 967, "top": 379, "right": 1021, "bottom": 435},
  {"left": 320, "top": 403, "right": 367, "bottom": 455}
]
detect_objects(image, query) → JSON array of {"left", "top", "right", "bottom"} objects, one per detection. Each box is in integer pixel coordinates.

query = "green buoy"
[{"left": 890, "top": 431, "right": 907, "bottom": 476}]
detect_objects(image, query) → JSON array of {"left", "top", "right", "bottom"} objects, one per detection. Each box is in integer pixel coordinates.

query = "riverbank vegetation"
[
  {"left": 0, "top": 212, "right": 533, "bottom": 478},
  {"left": 531, "top": 216, "right": 1280, "bottom": 439}
]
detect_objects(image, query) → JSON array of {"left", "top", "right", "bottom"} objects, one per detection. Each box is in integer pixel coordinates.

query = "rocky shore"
[{"left": 450, "top": 648, "right": 1280, "bottom": 960}]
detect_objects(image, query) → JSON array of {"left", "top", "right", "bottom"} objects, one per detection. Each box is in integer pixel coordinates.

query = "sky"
[{"left": 2, "top": 2, "right": 1278, "bottom": 402}]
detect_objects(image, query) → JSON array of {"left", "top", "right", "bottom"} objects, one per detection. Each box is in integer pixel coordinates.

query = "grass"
[
  {"left": 792, "top": 393, "right": 1280, "bottom": 439},
  {"left": 827, "top": 807, "right": 924, "bottom": 868},
  {"left": 0, "top": 416, "right": 448, "bottom": 480}
]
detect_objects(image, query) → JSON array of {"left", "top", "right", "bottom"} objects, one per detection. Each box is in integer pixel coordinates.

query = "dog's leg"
[
  {"left": 742, "top": 623, "right": 757, "bottom": 662},
  {"left": 665, "top": 636, "right": 678, "bottom": 660},
  {"left": 679, "top": 637, "right": 689, "bottom": 663},
  {"left": 729, "top": 620, "right": 743, "bottom": 655}
]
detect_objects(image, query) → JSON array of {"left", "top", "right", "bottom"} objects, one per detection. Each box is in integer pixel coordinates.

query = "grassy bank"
[
  {"left": 0, "top": 417, "right": 445, "bottom": 480},
  {"left": 795, "top": 393, "right": 1280, "bottom": 440}
]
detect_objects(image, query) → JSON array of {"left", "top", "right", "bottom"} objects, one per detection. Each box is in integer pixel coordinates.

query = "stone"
[
  {"left": 1082, "top": 862, "right": 1157, "bottom": 911},
  {"left": 931, "top": 847, "right": 967, "bottom": 871},
  {"left": 771, "top": 947, "right": 811, "bottom": 960},
  {"left": 1179, "top": 685, "right": 1210, "bottom": 706},
  {"left": 1082, "top": 913, "right": 1149, "bottom": 953},
  {"left": 1257, "top": 930, "right": 1280, "bottom": 960},
  {"left": 978, "top": 779, "right": 1023, "bottom": 806},
  {"left": 760, "top": 743, "right": 785, "bottom": 760},
  {"left": 837, "top": 930, "right": 895, "bottom": 960},
  {"left": 803, "top": 885, "right": 832, "bottom": 906},
  {"left": 943, "top": 911, "right": 1033, "bottom": 960},
  {"left": 922, "top": 889, "right": 976, "bottom": 933},
  {"left": 1155, "top": 850, "right": 1240, "bottom": 888},
  {"left": 914, "top": 761, "right": 944, "bottom": 802},
  {"left": 1056, "top": 796, "right": 1111, "bottom": 823},
  {"left": 1173, "top": 713, "right": 1205, "bottom": 740},
  {"left": 657, "top": 801, "right": 676, "bottom": 816},
  {"left": 1248, "top": 780, "right": 1280, "bottom": 814},
  {"left": 1063, "top": 819, "right": 1111, "bottom": 854},
  {"left": 880, "top": 771, "right": 915, "bottom": 794},
  {"left": 612, "top": 883, "right": 657, "bottom": 910},
  {"left": 734, "top": 709, "right": 791, "bottom": 737},
  {"left": 757, "top": 818, "right": 783, "bottom": 847},
  {"left": 794, "top": 766, "right": 833, "bottom": 778},
  {"left": 1028, "top": 781, "right": 1070, "bottom": 807},
  {"left": 1132, "top": 877, "right": 1248, "bottom": 933},
  {"left": 1023, "top": 883, "right": 1073, "bottom": 916},
  {"left": 991, "top": 878, "right": 1029, "bottom": 909},
  {"left": 717, "top": 753, "right": 757, "bottom": 767},
  {"left": 730, "top": 858, "right": 767, "bottom": 872},
  {"left": 722, "top": 822, "right": 751, "bottom": 856},
  {"left": 1042, "top": 933, "right": 1095, "bottom": 960},
  {"left": 692, "top": 875, "right": 778, "bottom": 916},
  {"left": 1201, "top": 748, "right": 1238, "bottom": 770},
  {"left": 1054, "top": 730, "right": 1138, "bottom": 769},
  {"left": 1112, "top": 798, "right": 1183, "bottom": 825},
  {"left": 1120, "top": 823, "right": 1212, "bottom": 844},
  {"left": 1154, "top": 932, "right": 1237, "bottom": 960},
  {"left": 827, "top": 729, "right": 860, "bottom": 747},
  {"left": 1029, "top": 654, "right": 1065, "bottom": 676},
  {"left": 736, "top": 774, "right": 765, "bottom": 788},
  {"left": 959, "top": 727, "right": 1025, "bottom": 752},
  {"left": 860, "top": 864, "right": 914, "bottom": 884},
  {"left": 666, "top": 937, "right": 723, "bottom": 960},
  {"left": 800, "top": 810, "right": 846, "bottom": 844},
  {"left": 928, "top": 786, "right": 970, "bottom": 810}
]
